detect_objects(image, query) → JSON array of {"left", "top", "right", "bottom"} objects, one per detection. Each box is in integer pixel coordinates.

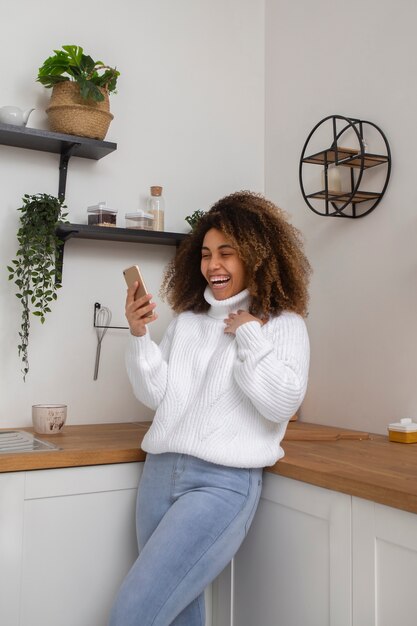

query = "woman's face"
[{"left": 201, "top": 228, "right": 247, "bottom": 300}]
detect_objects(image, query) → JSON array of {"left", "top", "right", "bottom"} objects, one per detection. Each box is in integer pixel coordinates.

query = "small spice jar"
[
  {"left": 87, "top": 202, "right": 118, "bottom": 227},
  {"left": 125, "top": 211, "right": 155, "bottom": 230}
]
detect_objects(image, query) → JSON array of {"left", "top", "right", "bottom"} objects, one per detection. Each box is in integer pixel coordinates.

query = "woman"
[{"left": 109, "top": 191, "right": 311, "bottom": 626}]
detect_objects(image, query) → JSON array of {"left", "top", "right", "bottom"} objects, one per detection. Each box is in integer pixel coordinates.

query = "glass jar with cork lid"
[{"left": 148, "top": 186, "right": 165, "bottom": 231}]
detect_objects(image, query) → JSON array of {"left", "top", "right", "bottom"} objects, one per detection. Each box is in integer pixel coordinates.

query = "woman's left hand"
[{"left": 224, "top": 310, "right": 265, "bottom": 335}]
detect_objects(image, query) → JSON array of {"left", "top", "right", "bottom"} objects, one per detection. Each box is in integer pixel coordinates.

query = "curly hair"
[{"left": 161, "top": 191, "right": 311, "bottom": 318}]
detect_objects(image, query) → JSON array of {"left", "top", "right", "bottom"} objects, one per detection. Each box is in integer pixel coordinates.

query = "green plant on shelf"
[
  {"left": 185, "top": 210, "right": 205, "bottom": 230},
  {"left": 37, "top": 44, "right": 120, "bottom": 103}
]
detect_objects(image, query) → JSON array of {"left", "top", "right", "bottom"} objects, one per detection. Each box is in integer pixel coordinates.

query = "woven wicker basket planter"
[{"left": 46, "top": 82, "right": 114, "bottom": 140}]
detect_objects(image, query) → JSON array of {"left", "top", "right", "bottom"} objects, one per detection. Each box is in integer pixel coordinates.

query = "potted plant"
[
  {"left": 185, "top": 210, "right": 205, "bottom": 230},
  {"left": 37, "top": 45, "right": 120, "bottom": 140},
  {"left": 7, "top": 193, "right": 68, "bottom": 380}
]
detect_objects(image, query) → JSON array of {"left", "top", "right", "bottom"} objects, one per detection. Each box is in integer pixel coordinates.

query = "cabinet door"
[
  {"left": 353, "top": 497, "right": 417, "bottom": 626},
  {"left": 19, "top": 463, "right": 142, "bottom": 626},
  {"left": 232, "top": 473, "right": 352, "bottom": 626},
  {"left": 0, "top": 472, "right": 25, "bottom": 626}
]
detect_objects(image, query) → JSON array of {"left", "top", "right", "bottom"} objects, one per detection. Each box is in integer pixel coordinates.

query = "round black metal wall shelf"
[{"left": 299, "top": 115, "right": 391, "bottom": 218}]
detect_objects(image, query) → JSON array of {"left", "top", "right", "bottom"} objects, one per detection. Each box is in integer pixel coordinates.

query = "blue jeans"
[{"left": 109, "top": 452, "right": 263, "bottom": 626}]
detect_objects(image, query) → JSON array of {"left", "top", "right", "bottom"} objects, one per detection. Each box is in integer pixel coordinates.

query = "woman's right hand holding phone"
[{"left": 125, "top": 282, "right": 158, "bottom": 337}]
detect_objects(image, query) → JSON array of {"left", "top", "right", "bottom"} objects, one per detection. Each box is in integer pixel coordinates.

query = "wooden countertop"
[
  {"left": 269, "top": 423, "right": 417, "bottom": 515},
  {"left": 0, "top": 422, "right": 148, "bottom": 472},
  {"left": 1, "top": 421, "right": 416, "bottom": 515}
]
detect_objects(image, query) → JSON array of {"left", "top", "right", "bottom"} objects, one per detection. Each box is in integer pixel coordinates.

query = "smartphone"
[{"left": 123, "top": 265, "right": 152, "bottom": 312}]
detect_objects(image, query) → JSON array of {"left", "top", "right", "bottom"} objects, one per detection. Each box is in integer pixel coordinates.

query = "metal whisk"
[{"left": 93, "top": 306, "right": 112, "bottom": 380}]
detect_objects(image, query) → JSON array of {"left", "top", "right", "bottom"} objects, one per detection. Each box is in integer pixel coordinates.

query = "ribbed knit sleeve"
[
  {"left": 125, "top": 318, "right": 177, "bottom": 410},
  {"left": 233, "top": 313, "right": 309, "bottom": 423}
]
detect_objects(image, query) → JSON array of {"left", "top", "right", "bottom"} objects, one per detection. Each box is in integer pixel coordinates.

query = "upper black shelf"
[
  {"left": 302, "top": 146, "right": 389, "bottom": 170},
  {"left": 56, "top": 223, "right": 188, "bottom": 247},
  {"left": 0, "top": 123, "right": 117, "bottom": 160}
]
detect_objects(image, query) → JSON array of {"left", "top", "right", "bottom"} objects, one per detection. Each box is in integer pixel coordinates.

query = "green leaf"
[
  {"left": 81, "top": 54, "right": 96, "bottom": 75},
  {"left": 62, "top": 45, "right": 84, "bottom": 65}
]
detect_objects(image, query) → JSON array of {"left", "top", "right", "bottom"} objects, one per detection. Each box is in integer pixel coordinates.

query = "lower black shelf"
[
  {"left": 56, "top": 223, "right": 188, "bottom": 246},
  {"left": 306, "top": 190, "right": 381, "bottom": 204}
]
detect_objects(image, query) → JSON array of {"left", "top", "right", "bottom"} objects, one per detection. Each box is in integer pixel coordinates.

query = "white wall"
[
  {"left": 0, "top": 0, "right": 265, "bottom": 428},
  {"left": 265, "top": 0, "right": 416, "bottom": 434}
]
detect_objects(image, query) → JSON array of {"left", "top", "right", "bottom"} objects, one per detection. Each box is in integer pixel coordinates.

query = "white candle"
[{"left": 322, "top": 165, "right": 342, "bottom": 193}]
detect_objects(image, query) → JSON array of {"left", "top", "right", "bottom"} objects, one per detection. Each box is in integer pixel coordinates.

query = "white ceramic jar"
[{"left": 32, "top": 404, "right": 67, "bottom": 434}]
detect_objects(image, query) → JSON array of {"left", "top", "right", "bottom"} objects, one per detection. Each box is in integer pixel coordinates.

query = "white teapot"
[{"left": 0, "top": 106, "right": 35, "bottom": 127}]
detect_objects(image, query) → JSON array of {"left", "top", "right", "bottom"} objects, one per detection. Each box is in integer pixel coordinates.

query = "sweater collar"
[{"left": 204, "top": 287, "right": 251, "bottom": 320}]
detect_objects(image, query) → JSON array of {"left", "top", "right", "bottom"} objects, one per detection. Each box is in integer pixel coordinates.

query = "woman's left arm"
[{"left": 229, "top": 312, "right": 310, "bottom": 424}]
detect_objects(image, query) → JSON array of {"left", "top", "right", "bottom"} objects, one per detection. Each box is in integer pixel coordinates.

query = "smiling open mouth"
[{"left": 210, "top": 275, "right": 231, "bottom": 286}]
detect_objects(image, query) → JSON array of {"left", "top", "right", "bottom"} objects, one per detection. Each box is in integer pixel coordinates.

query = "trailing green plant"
[
  {"left": 185, "top": 210, "right": 205, "bottom": 230},
  {"left": 7, "top": 193, "right": 68, "bottom": 380},
  {"left": 37, "top": 44, "right": 120, "bottom": 103}
]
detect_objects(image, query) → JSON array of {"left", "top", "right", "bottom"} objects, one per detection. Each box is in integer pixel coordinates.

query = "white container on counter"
[
  {"left": 125, "top": 211, "right": 154, "bottom": 230},
  {"left": 388, "top": 417, "right": 417, "bottom": 443}
]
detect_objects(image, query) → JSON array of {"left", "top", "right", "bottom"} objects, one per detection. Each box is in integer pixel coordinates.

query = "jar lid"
[
  {"left": 87, "top": 202, "right": 117, "bottom": 214},
  {"left": 388, "top": 418, "right": 417, "bottom": 432},
  {"left": 150, "top": 186, "right": 163, "bottom": 196},
  {"left": 125, "top": 211, "right": 154, "bottom": 219}
]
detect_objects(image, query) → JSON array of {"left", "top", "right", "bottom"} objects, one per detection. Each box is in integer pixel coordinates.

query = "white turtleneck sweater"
[{"left": 126, "top": 288, "right": 309, "bottom": 468}]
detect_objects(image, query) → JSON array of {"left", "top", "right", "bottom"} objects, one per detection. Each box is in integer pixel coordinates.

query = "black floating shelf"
[
  {"left": 0, "top": 123, "right": 116, "bottom": 160},
  {"left": 56, "top": 223, "right": 188, "bottom": 247}
]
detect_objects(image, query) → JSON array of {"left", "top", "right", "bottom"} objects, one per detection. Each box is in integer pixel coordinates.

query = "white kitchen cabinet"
[
  {"left": 211, "top": 475, "right": 417, "bottom": 626},
  {"left": 0, "top": 463, "right": 142, "bottom": 626},
  {"left": 3, "top": 463, "right": 417, "bottom": 626},
  {"left": 230, "top": 473, "right": 352, "bottom": 626},
  {"left": 0, "top": 472, "right": 25, "bottom": 625},
  {"left": 0, "top": 462, "right": 214, "bottom": 626},
  {"left": 352, "top": 496, "right": 417, "bottom": 626}
]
